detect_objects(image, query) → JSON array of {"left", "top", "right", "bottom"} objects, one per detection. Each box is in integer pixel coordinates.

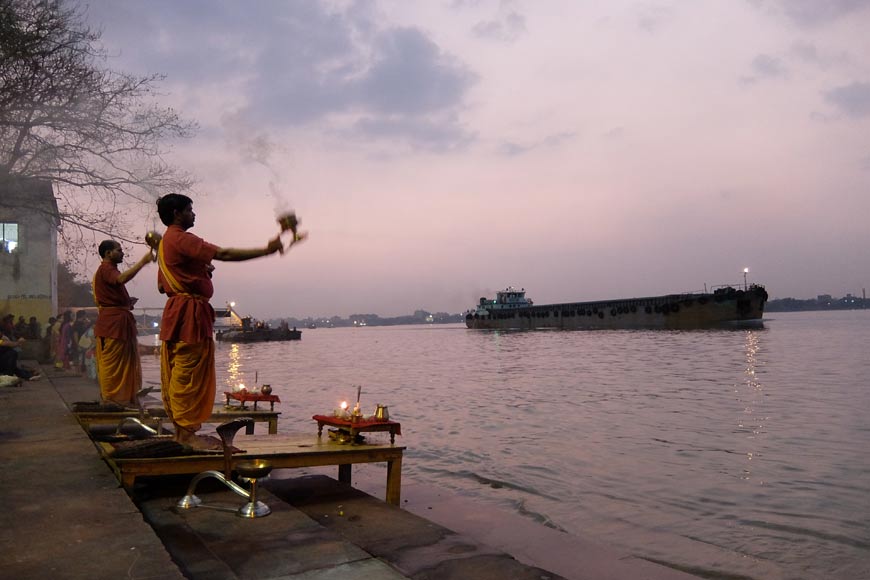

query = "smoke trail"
[{"left": 224, "top": 118, "right": 294, "bottom": 216}]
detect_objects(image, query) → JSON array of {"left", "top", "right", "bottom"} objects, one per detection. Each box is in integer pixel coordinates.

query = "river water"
[{"left": 141, "top": 310, "right": 870, "bottom": 580}]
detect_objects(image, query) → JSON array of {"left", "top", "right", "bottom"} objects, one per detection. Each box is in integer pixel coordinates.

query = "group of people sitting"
[
  {"left": 0, "top": 313, "right": 43, "bottom": 340},
  {"left": 0, "top": 312, "right": 45, "bottom": 382},
  {"left": 0, "top": 309, "right": 98, "bottom": 384}
]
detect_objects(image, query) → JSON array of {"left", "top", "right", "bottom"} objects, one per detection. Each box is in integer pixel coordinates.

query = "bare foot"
[
  {"left": 176, "top": 428, "right": 213, "bottom": 448},
  {"left": 100, "top": 399, "right": 131, "bottom": 411},
  {"left": 174, "top": 431, "right": 227, "bottom": 451},
  {"left": 104, "top": 399, "right": 137, "bottom": 409},
  {"left": 174, "top": 427, "right": 245, "bottom": 452},
  {"left": 187, "top": 435, "right": 224, "bottom": 451}
]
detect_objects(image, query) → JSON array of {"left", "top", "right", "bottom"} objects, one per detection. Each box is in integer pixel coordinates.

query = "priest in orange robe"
[
  {"left": 93, "top": 240, "right": 155, "bottom": 406},
  {"left": 155, "top": 193, "right": 305, "bottom": 450}
]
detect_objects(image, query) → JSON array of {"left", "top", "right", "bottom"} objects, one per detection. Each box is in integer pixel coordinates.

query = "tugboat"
[
  {"left": 214, "top": 303, "right": 302, "bottom": 343},
  {"left": 465, "top": 285, "right": 768, "bottom": 330}
]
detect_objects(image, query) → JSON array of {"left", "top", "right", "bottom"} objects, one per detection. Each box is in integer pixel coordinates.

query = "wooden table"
[
  {"left": 76, "top": 407, "right": 280, "bottom": 434},
  {"left": 98, "top": 434, "right": 405, "bottom": 505},
  {"left": 224, "top": 391, "right": 281, "bottom": 411},
  {"left": 312, "top": 415, "right": 402, "bottom": 444}
]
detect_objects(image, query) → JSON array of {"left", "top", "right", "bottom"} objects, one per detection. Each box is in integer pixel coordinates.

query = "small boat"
[
  {"left": 465, "top": 285, "right": 768, "bottom": 330},
  {"left": 214, "top": 303, "right": 301, "bottom": 343},
  {"left": 215, "top": 322, "right": 302, "bottom": 343}
]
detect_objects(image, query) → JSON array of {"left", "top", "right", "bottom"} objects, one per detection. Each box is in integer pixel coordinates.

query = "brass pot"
[
  {"left": 145, "top": 231, "right": 162, "bottom": 250},
  {"left": 374, "top": 404, "right": 389, "bottom": 422}
]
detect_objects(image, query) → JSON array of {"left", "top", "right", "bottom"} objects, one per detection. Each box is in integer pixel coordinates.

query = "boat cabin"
[
  {"left": 214, "top": 304, "right": 244, "bottom": 330},
  {"left": 490, "top": 287, "right": 533, "bottom": 309}
]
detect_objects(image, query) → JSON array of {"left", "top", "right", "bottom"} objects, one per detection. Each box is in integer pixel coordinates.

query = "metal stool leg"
[
  {"left": 177, "top": 419, "right": 271, "bottom": 518},
  {"left": 236, "top": 461, "right": 272, "bottom": 518}
]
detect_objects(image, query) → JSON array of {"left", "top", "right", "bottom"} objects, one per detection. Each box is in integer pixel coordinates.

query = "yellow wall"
[{"left": 0, "top": 297, "right": 54, "bottom": 324}]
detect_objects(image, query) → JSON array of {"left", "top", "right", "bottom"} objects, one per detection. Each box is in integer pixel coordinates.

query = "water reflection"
[
  {"left": 738, "top": 330, "right": 766, "bottom": 481},
  {"left": 225, "top": 343, "right": 241, "bottom": 391}
]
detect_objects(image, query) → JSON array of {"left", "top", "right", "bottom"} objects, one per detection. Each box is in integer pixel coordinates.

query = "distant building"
[{"left": 0, "top": 177, "right": 59, "bottom": 322}]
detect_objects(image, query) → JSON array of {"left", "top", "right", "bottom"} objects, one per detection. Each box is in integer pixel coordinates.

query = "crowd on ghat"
[{"left": 0, "top": 309, "right": 98, "bottom": 381}]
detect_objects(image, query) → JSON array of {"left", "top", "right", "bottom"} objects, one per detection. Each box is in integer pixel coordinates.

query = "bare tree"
[{"left": 0, "top": 0, "right": 196, "bottom": 256}]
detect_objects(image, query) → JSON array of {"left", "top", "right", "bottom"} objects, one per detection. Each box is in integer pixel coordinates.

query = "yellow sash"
[
  {"left": 92, "top": 272, "right": 99, "bottom": 307},
  {"left": 157, "top": 240, "right": 206, "bottom": 300},
  {"left": 157, "top": 240, "right": 189, "bottom": 295}
]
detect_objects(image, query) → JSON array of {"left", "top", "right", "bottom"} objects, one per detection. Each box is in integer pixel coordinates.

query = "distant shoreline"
[
  {"left": 766, "top": 297, "right": 868, "bottom": 312},
  {"left": 60, "top": 298, "right": 870, "bottom": 325}
]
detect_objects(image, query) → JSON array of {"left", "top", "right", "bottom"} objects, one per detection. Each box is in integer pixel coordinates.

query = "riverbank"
[{"left": 0, "top": 365, "right": 700, "bottom": 579}]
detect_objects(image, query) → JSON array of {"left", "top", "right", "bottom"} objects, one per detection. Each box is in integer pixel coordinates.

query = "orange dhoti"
[
  {"left": 160, "top": 339, "right": 216, "bottom": 431},
  {"left": 96, "top": 336, "right": 141, "bottom": 405}
]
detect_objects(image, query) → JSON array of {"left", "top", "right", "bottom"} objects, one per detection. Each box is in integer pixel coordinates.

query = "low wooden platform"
[
  {"left": 313, "top": 414, "right": 402, "bottom": 444},
  {"left": 98, "top": 434, "right": 405, "bottom": 505},
  {"left": 75, "top": 407, "right": 280, "bottom": 434}
]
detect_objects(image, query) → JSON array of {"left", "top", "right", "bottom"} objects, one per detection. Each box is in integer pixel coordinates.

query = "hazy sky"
[{"left": 77, "top": 0, "right": 870, "bottom": 318}]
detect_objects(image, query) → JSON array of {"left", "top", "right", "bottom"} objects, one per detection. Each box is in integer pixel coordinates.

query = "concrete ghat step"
[
  {"left": 270, "top": 471, "right": 706, "bottom": 580},
  {"left": 265, "top": 474, "right": 569, "bottom": 580},
  {"left": 134, "top": 476, "right": 407, "bottom": 579}
]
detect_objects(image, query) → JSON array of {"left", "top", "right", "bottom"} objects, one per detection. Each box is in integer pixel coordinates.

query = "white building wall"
[{"left": 0, "top": 179, "right": 59, "bottom": 322}]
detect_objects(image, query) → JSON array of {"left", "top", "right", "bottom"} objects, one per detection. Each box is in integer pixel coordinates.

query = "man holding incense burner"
[
  {"left": 155, "top": 194, "right": 306, "bottom": 450},
  {"left": 93, "top": 240, "right": 154, "bottom": 406}
]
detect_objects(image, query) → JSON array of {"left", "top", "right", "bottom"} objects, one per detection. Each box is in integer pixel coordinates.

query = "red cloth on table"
[
  {"left": 226, "top": 391, "right": 281, "bottom": 404},
  {"left": 312, "top": 414, "right": 401, "bottom": 435}
]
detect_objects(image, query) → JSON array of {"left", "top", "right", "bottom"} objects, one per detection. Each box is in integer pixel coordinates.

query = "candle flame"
[{"left": 340, "top": 401, "right": 348, "bottom": 410}]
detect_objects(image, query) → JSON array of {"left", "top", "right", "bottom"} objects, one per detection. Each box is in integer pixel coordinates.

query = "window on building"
[{"left": 1, "top": 222, "right": 19, "bottom": 253}]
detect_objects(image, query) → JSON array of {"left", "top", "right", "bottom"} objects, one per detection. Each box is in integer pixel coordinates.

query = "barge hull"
[
  {"left": 215, "top": 329, "right": 302, "bottom": 342},
  {"left": 465, "top": 287, "right": 767, "bottom": 330}
]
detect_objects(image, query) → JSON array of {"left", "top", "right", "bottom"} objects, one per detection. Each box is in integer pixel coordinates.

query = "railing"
[{"left": 133, "top": 307, "right": 164, "bottom": 335}]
